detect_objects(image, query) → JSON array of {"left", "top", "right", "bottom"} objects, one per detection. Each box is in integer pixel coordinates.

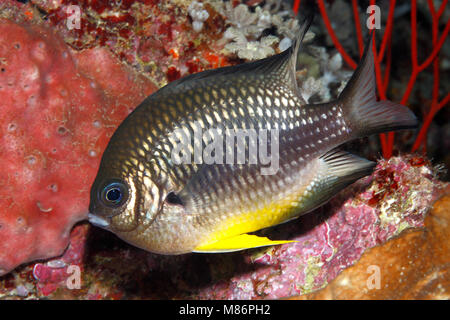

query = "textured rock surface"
[{"left": 293, "top": 192, "right": 450, "bottom": 300}]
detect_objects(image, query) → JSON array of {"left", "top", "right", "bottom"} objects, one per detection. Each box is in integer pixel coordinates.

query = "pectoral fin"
[{"left": 193, "top": 234, "right": 296, "bottom": 253}]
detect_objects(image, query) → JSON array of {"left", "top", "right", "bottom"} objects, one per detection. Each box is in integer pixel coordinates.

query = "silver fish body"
[{"left": 88, "top": 21, "right": 417, "bottom": 254}]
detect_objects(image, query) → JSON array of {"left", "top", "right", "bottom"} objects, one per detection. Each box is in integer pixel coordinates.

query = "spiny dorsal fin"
[
  {"left": 159, "top": 16, "right": 314, "bottom": 93},
  {"left": 287, "top": 15, "right": 314, "bottom": 84}
]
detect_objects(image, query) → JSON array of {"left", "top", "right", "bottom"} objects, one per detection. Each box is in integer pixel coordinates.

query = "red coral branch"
[
  {"left": 412, "top": 94, "right": 450, "bottom": 153},
  {"left": 437, "top": 0, "right": 448, "bottom": 17},
  {"left": 293, "top": 0, "right": 301, "bottom": 15},
  {"left": 378, "top": 1, "right": 395, "bottom": 63},
  {"left": 308, "top": 0, "right": 449, "bottom": 158},
  {"left": 408, "top": 0, "right": 450, "bottom": 153},
  {"left": 352, "top": 0, "right": 364, "bottom": 57}
]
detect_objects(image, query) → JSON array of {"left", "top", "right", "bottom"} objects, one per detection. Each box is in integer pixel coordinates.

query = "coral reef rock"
[{"left": 293, "top": 191, "right": 450, "bottom": 300}]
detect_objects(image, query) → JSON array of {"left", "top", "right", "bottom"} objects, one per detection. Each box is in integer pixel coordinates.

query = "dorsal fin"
[
  {"left": 286, "top": 15, "right": 314, "bottom": 87},
  {"left": 159, "top": 16, "right": 314, "bottom": 94}
]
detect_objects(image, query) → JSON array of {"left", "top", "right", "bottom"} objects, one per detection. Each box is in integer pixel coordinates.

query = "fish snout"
[{"left": 88, "top": 213, "right": 110, "bottom": 229}]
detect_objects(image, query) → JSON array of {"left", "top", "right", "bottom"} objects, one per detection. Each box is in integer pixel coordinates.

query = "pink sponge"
[{"left": 0, "top": 18, "right": 157, "bottom": 276}]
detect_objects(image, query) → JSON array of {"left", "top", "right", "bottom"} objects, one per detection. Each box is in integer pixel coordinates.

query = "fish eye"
[
  {"left": 165, "top": 191, "right": 183, "bottom": 206},
  {"left": 100, "top": 182, "right": 128, "bottom": 207}
]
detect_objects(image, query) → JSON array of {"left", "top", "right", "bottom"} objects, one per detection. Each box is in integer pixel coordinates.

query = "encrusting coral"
[{"left": 214, "top": 0, "right": 307, "bottom": 60}]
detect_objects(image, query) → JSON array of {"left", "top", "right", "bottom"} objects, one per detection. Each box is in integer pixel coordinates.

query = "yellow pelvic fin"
[{"left": 193, "top": 234, "right": 296, "bottom": 253}]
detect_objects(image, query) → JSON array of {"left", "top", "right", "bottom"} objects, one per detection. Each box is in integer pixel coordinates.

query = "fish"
[{"left": 88, "top": 18, "right": 417, "bottom": 254}]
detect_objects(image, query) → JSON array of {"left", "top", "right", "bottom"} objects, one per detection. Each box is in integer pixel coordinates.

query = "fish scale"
[{"left": 88, "top": 19, "right": 417, "bottom": 254}]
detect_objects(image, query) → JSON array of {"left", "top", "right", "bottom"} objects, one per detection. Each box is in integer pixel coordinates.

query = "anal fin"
[{"left": 193, "top": 234, "right": 296, "bottom": 253}]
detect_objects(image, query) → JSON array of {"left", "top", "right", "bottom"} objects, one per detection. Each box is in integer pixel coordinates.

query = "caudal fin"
[{"left": 340, "top": 33, "right": 418, "bottom": 137}]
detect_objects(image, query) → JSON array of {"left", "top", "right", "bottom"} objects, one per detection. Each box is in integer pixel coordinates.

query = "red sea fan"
[{"left": 294, "top": 0, "right": 449, "bottom": 158}]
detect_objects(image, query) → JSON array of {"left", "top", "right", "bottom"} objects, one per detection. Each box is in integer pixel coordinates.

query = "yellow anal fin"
[{"left": 193, "top": 234, "right": 296, "bottom": 253}]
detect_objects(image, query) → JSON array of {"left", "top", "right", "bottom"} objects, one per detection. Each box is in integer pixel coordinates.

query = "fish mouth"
[{"left": 88, "top": 213, "right": 110, "bottom": 229}]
